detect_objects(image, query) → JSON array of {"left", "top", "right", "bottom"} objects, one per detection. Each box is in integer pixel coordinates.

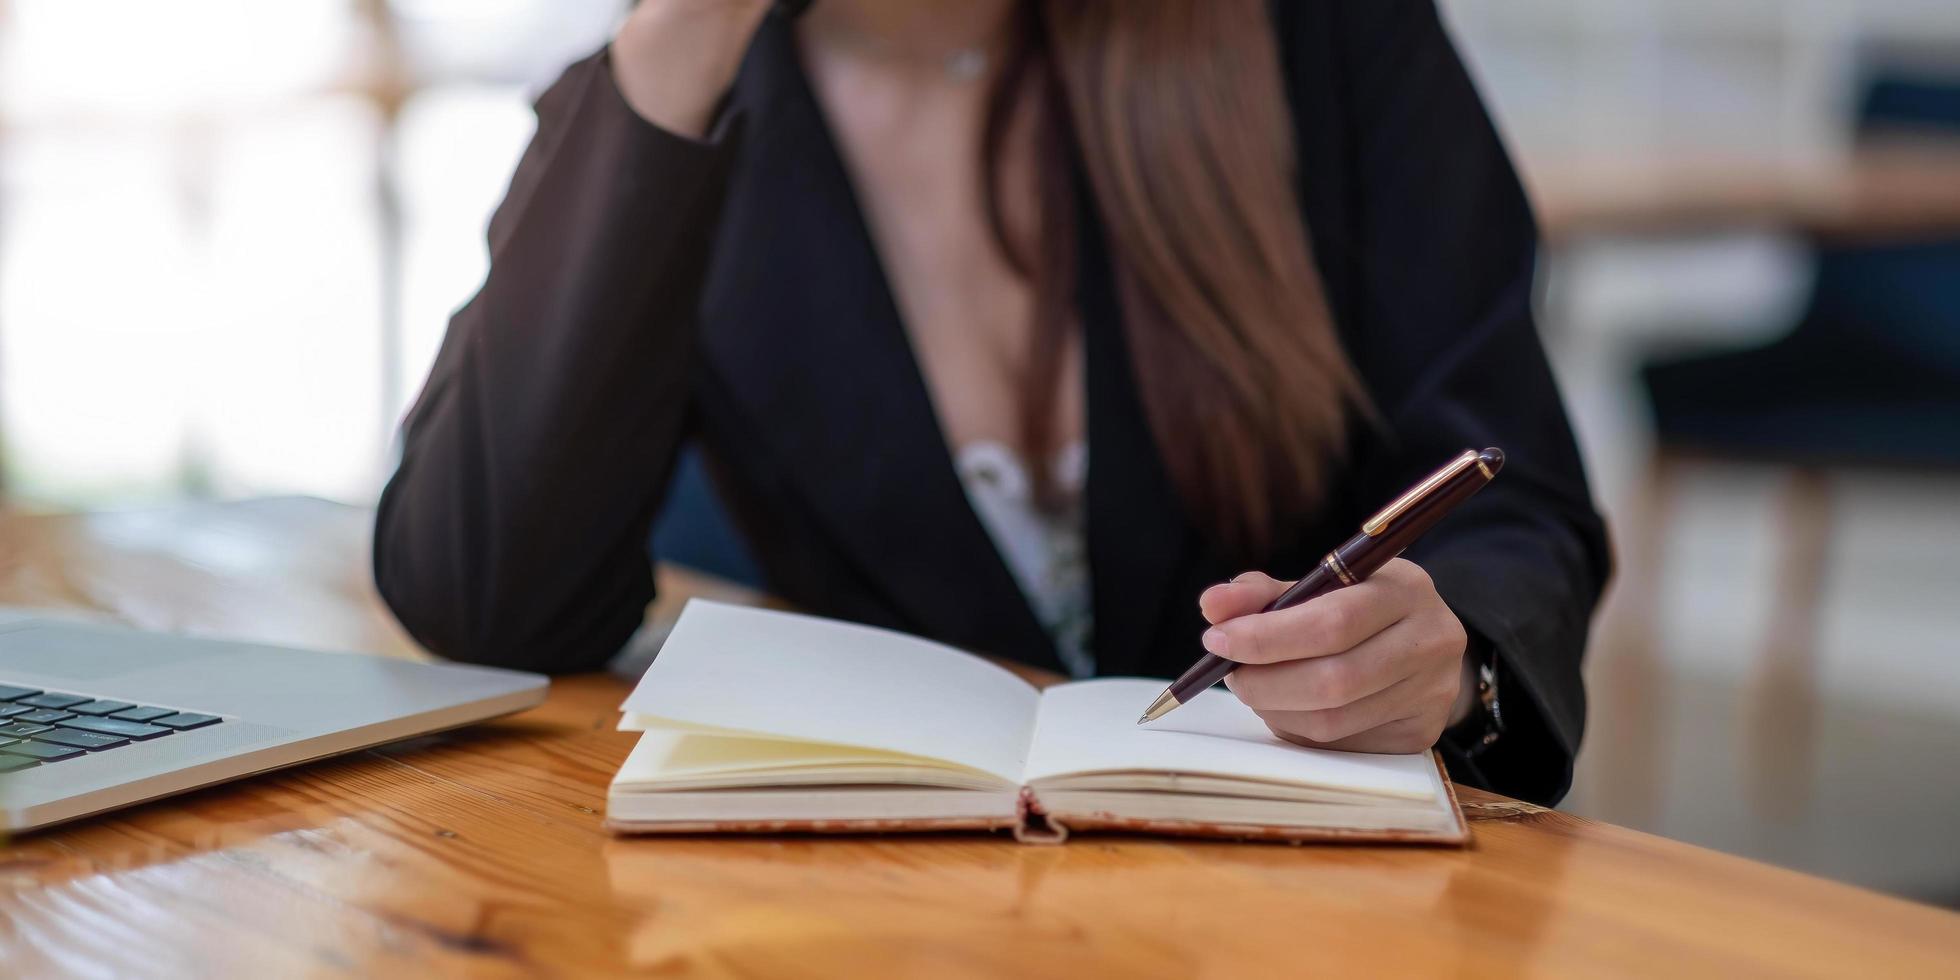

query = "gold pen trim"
[
  {"left": 1361, "top": 450, "right": 1479, "bottom": 536},
  {"left": 1138, "top": 689, "right": 1180, "bottom": 725},
  {"left": 1323, "top": 553, "right": 1356, "bottom": 586}
]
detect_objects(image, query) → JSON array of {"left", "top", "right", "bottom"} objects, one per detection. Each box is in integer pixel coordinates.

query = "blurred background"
[{"left": 1, "top": 0, "right": 1956, "bottom": 905}]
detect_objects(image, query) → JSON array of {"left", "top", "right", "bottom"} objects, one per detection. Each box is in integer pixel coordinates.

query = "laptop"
[{"left": 0, "top": 612, "right": 547, "bottom": 833}]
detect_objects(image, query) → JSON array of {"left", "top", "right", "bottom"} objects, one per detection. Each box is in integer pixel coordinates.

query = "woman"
[{"left": 375, "top": 0, "right": 1610, "bottom": 805}]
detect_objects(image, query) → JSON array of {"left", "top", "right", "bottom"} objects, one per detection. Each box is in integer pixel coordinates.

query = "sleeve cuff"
[
  {"left": 1425, "top": 556, "right": 1580, "bottom": 805},
  {"left": 593, "top": 46, "right": 747, "bottom": 155}
]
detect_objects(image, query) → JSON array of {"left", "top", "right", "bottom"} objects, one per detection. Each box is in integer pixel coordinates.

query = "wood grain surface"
[
  {"left": 1531, "top": 137, "right": 1960, "bottom": 244},
  {"left": 2, "top": 498, "right": 1957, "bottom": 977}
]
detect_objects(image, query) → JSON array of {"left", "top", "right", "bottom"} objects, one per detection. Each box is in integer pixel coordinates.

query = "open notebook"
[{"left": 611, "top": 601, "right": 1466, "bottom": 844}]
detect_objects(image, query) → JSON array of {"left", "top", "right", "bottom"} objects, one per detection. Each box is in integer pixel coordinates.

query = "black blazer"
[{"left": 375, "top": 1, "right": 1611, "bottom": 805}]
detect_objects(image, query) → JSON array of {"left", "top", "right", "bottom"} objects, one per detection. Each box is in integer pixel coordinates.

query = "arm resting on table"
[{"left": 375, "top": 51, "right": 745, "bottom": 673}]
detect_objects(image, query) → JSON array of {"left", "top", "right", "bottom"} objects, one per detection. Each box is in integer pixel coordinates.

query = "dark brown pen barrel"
[
  {"left": 1166, "top": 561, "right": 1347, "bottom": 704},
  {"left": 1346, "top": 464, "right": 1496, "bottom": 577},
  {"left": 1166, "top": 653, "right": 1240, "bottom": 704}
]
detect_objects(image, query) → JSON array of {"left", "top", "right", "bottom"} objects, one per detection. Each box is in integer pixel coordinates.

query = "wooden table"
[
  {"left": 1531, "top": 138, "right": 1960, "bottom": 244},
  {"left": 2, "top": 498, "right": 1957, "bottom": 977}
]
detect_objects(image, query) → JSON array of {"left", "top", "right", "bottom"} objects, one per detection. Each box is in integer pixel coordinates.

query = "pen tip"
[
  {"left": 1479, "top": 447, "right": 1505, "bottom": 474},
  {"left": 1138, "top": 690, "right": 1179, "bottom": 725}
]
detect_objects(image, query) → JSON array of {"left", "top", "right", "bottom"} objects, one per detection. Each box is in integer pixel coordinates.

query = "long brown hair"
[{"left": 983, "top": 0, "right": 1367, "bottom": 559}]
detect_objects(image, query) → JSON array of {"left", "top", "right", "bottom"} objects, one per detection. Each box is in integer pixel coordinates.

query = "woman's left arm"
[{"left": 1207, "top": 0, "right": 1611, "bottom": 805}]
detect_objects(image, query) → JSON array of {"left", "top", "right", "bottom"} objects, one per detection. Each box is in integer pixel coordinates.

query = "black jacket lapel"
[
  {"left": 1077, "top": 212, "right": 1201, "bottom": 678},
  {"left": 695, "top": 17, "right": 1059, "bottom": 669}
]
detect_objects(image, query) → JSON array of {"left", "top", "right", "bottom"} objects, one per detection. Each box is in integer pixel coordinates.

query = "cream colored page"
[
  {"left": 1022, "top": 678, "right": 1437, "bottom": 800},
  {"left": 619, "top": 600, "right": 1038, "bottom": 783},
  {"left": 618, "top": 728, "right": 928, "bottom": 780}
]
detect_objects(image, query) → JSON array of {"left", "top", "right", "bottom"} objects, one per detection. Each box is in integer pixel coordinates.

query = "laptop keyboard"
[{"left": 0, "top": 682, "right": 223, "bottom": 775}]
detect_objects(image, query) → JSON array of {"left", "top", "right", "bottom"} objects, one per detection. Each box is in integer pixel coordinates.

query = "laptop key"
[
  {"left": 0, "top": 722, "right": 54, "bottom": 739},
  {"left": 31, "top": 729, "right": 128, "bottom": 751},
  {"left": 57, "top": 716, "right": 172, "bottom": 740},
  {"left": 67, "top": 700, "right": 138, "bottom": 717},
  {"left": 150, "top": 712, "right": 222, "bottom": 731},
  {"left": 0, "top": 704, "right": 32, "bottom": 719},
  {"left": 17, "top": 692, "right": 90, "bottom": 710},
  {"left": 0, "top": 684, "right": 43, "bottom": 702},
  {"left": 111, "top": 706, "right": 176, "bottom": 723},
  {"left": 0, "top": 755, "right": 36, "bottom": 773},
  {"left": 14, "top": 709, "right": 77, "bottom": 725},
  {"left": 1, "top": 739, "right": 85, "bottom": 761}
]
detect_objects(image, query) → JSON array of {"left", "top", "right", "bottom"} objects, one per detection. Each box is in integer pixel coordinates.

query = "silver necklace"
[
  {"left": 808, "top": 21, "right": 995, "bottom": 83},
  {"left": 945, "top": 48, "right": 989, "bottom": 83}
]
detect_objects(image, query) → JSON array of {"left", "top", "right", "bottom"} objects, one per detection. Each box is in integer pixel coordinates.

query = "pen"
[{"left": 1137, "top": 447, "right": 1506, "bottom": 725}]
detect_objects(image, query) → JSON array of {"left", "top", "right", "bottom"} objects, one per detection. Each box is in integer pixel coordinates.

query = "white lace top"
[{"left": 953, "top": 440, "right": 1094, "bottom": 678}]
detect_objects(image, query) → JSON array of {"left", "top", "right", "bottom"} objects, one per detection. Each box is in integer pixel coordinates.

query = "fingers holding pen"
[
  {"left": 1222, "top": 615, "right": 1433, "bottom": 711},
  {"left": 1206, "top": 559, "right": 1469, "bottom": 755},
  {"left": 1197, "top": 571, "right": 1290, "bottom": 625},
  {"left": 1200, "top": 574, "right": 1407, "bottom": 665}
]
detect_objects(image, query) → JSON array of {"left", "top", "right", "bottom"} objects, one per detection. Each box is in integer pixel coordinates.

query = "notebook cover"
[
  {"left": 606, "top": 755, "right": 1468, "bottom": 845},
  {"left": 606, "top": 816, "right": 1021, "bottom": 835},
  {"left": 1025, "top": 752, "right": 1469, "bottom": 846},
  {"left": 607, "top": 786, "right": 1037, "bottom": 836}
]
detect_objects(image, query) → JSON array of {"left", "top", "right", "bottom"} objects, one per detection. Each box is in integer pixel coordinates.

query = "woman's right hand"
[{"left": 611, "top": 0, "right": 777, "bottom": 138}]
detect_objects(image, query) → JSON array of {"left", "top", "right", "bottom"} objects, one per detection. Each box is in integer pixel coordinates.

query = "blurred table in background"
[
  {"left": 0, "top": 497, "right": 425, "bottom": 659},
  {"left": 0, "top": 497, "right": 753, "bottom": 662},
  {"left": 1533, "top": 138, "right": 1960, "bottom": 243},
  {"left": 2, "top": 498, "right": 1958, "bottom": 976},
  {"left": 1527, "top": 120, "right": 1960, "bottom": 907}
]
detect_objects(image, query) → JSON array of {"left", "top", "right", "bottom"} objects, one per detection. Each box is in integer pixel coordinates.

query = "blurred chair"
[
  {"left": 1633, "top": 70, "right": 1960, "bottom": 815},
  {"left": 648, "top": 444, "right": 764, "bottom": 589},
  {"left": 1642, "top": 74, "right": 1960, "bottom": 468}
]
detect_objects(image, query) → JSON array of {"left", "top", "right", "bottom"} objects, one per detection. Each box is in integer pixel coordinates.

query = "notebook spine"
[{"left": 1011, "top": 787, "right": 1068, "bottom": 845}]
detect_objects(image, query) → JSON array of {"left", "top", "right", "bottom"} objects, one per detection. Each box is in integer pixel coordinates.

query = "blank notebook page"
[
  {"left": 1021, "top": 678, "right": 1439, "bottom": 800},
  {"left": 621, "top": 601, "right": 1040, "bottom": 783}
]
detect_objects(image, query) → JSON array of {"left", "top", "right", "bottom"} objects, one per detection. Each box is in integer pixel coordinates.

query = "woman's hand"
[
  {"left": 1199, "top": 560, "right": 1475, "bottom": 754},
  {"left": 611, "top": 0, "right": 776, "bottom": 138}
]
